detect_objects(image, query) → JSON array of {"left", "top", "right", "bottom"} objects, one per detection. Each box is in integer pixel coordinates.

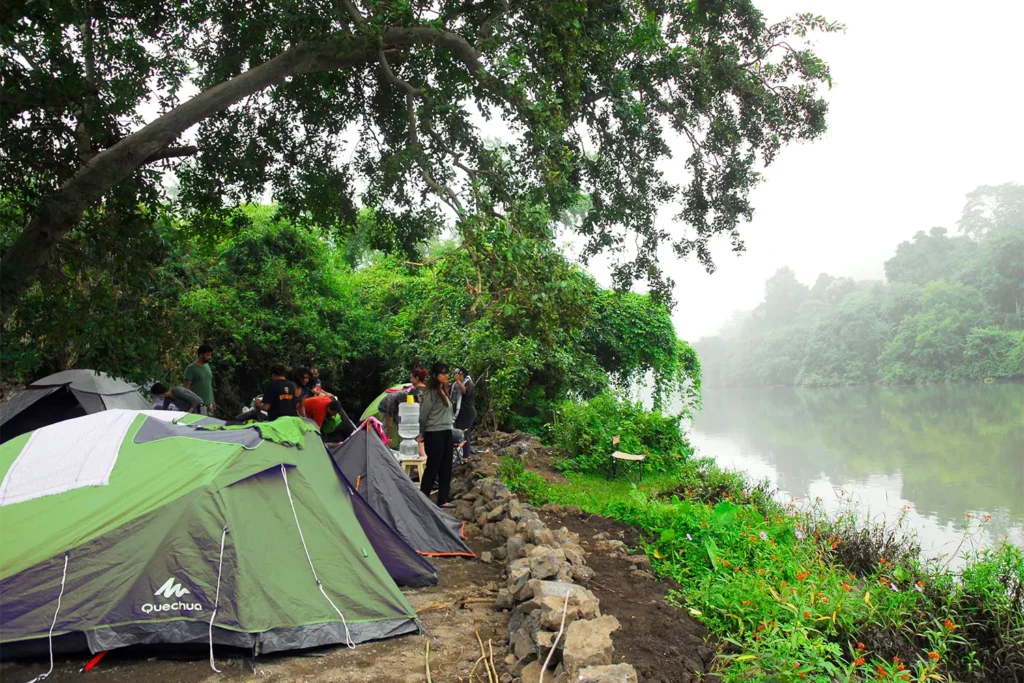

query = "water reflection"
[{"left": 688, "top": 383, "right": 1024, "bottom": 560}]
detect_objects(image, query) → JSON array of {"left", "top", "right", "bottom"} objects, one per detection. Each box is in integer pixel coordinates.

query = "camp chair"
[{"left": 608, "top": 434, "right": 645, "bottom": 483}]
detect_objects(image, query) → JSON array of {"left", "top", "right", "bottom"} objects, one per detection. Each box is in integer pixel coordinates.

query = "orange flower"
[
  {"left": 796, "top": 572, "right": 807, "bottom": 581},
  {"left": 781, "top": 580, "right": 788, "bottom": 587},
  {"left": 841, "top": 583, "right": 852, "bottom": 592},
  {"left": 944, "top": 618, "right": 957, "bottom": 631},
  {"left": 771, "top": 554, "right": 777, "bottom": 560},
  {"left": 854, "top": 657, "right": 866, "bottom": 666},
  {"left": 803, "top": 611, "right": 811, "bottom": 618},
  {"left": 757, "top": 623, "right": 765, "bottom": 632},
  {"left": 722, "top": 560, "right": 730, "bottom": 567},
  {"left": 928, "top": 652, "right": 940, "bottom": 660},
  {"left": 857, "top": 642, "right": 866, "bottom": 650},
  {"left": 893, "top": 657, "right": 900, "bottom": 663},
  {"left": 742, "top": 600, "right": 751, "bottom": 606}
]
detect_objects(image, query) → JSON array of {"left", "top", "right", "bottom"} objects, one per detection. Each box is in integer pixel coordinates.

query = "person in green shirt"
[{"left": 183, "top": 344, "right": 215, "bottom": 415}]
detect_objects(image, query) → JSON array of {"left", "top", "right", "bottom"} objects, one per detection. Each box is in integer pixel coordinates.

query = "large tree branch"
[
  {"left": 1, "top": 26, "right": 489, "bottom": 319},
  {"left": 144, "top": 145, "right": 199, "bottom": 164}
]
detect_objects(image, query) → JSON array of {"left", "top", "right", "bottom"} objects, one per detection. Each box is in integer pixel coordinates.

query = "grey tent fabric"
[
  {"left": 70, "top": 388, "right": 107, "bottom": 414},
  {"left": 134, "top": 417, "right": 264, "bottom": 448},
  {"left": 330, "top": 427, "right": 473, "bottom": 557},
  {"left": 0, "top": 370, "right": 150, "bottom": 444},
  {"left": 0, "top": 387, "right": 59, "bottom": 428},
  {"left": 29, "top": 369, "right": 140, "bottom": 396}
]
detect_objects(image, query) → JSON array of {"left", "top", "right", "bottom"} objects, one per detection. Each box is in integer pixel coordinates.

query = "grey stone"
[
  {"left": 508, "top": 498, "right": 524, "bottom": 520},
  {"left": 532, "top": 528, "right": 556, "bottom": 547},
  {"left": 520, "top": 661, "right": 544, "bottom": 683},
  {"left": 555, "top": 565, "right": 574, "bottom": 583},
  {"left": 629, "top": 569, "right": 654, "bottom": 580},
  {"left": 529, "top": 548, "right": 566, "bottom": 580},
  {"left": 574, "top": 664, "right": 638, "bottom": 683},
  {"left": 463, "top": 491, "right": 479, "bottom": 501},
  {"left": 500, "top": 674, "right": 514, "bottom": 683},
  {"left": 478, "top": 512, "right": 490, "bottom": 527},
  {"left": 564, "top": 505, "right": 582, "bottom": 516},
  {"left": 492, "top": 546, "right": 508, "bottom": 562},
  {"left": 592, "top": 532, "right": 610, "bottom": 541},
  {"left": 629, "top": 554, "right": 652, "bottom": 571},
  {"left": 481, "top": 551, "right": 494, "bottom": 564},
  {"left": 562, "top": 616, "right": 620, "bottom": 677},
  {"left": 506, "top": 535, "right": 527, "bottom": 559},
  {"left": 594, "top": 539, "right": 626, "bottom": 554},
  {"left": 571, "top": 565, "right": 596, "bottom": 582},
  {"left": 562, "top": 545, "right": 586, "bottom": 566},
  {"left": 497, "top": 518, "right": 519, "bottom": 541},
  {"left": 554, "top": 527, "right": 579, "bottom": 546},
  {"left": 495, "top": 589, "right": 515, "bottom": 610},
  {"left": 488, "top": 504, "right": 506, "bottom": 522}
]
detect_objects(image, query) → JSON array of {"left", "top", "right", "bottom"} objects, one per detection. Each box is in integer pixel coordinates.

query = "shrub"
[{"left": 548, "top": 390, "right": 689, "bottom": 474}]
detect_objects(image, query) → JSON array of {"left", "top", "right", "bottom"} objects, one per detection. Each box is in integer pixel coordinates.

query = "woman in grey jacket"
[{"left": 416, "top": 362, "right": 455, "bottom": 507}]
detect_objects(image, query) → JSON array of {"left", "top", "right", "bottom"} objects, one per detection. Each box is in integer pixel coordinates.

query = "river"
[{"left": 686, "top": 383, "right": 1024, "bottom": 562}]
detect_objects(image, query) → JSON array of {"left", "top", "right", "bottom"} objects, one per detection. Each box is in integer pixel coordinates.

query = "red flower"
[
  {"left": 854, "top": 657, "right": 866, "bottom": 666},
  {"left": 928, "top": 652, "right": 940, "bottom": 660},
  {"left": 722, "top": 560, "right": 729, "bottom": 567},
  {"left": 857, "top": 642, "right": 866, "bottom": 650},
  {"left": 803, "top": 611, "right": 811, "bottom": 618}
]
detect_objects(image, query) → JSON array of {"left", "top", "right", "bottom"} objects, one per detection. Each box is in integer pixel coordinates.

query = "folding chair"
[{"left": 608, "top": 434, "right": 645, "bottom": 483}]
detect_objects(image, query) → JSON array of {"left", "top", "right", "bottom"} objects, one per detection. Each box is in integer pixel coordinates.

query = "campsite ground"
[{"left": 3, "top": 542, "right": 510, "bottom": 683}]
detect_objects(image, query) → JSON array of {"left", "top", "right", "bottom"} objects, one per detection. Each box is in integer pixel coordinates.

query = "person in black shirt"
[{"left": 261, "top": 364, "right": 305, "bottom": 420}]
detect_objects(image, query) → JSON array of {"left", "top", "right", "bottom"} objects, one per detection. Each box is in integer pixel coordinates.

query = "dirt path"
[
  {"left": 539, "top": 508, "right": 720, "bottom": 683},
  {"left": 3, "top": 539, "right": 509, "bottom": 683}
]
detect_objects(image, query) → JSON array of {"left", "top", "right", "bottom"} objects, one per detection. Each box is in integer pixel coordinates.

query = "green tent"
[
  {"left": 361, "top": 384, "right": 411, "bottom": 446},
  {"left": 0, "top": 410, "right": 422, "bottom": 658}
]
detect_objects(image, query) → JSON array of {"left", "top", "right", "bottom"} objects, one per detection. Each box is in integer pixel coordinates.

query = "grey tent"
[
  {"left": 330, "top": 426, "right": 474, "bottom": 557},
  {"left": 0, "top": 370, "right": 149, "bottom": 444}
]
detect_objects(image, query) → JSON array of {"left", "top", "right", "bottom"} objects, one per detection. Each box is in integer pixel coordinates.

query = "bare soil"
[{"left": 540, "top": 508, "right": 720, "bottom": 683}]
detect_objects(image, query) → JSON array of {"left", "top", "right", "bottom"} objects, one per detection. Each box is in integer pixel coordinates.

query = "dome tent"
[
  {"left": 331, "top": 424, "right": 473, "bottom": 558},
  {"left": 0, "top": 369, "right": 149, "bottom": 444},
  {"left": 0, "top": 412, "right": 430, "bottom": 660}
]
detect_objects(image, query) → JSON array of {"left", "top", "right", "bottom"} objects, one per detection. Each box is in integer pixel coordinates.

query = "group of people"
[
  {"left": 378, "top": 362, "right": 476, "bottom": 508},
  {"left": 149, "top": 346, "right": 477, "bottom": 509}
]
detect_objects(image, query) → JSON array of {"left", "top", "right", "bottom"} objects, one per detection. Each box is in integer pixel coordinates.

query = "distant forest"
[{"left": 696, "top": 184, "right": 1024, "bottom": 387}]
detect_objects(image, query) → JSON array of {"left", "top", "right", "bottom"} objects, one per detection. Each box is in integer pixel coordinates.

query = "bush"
[{"left": 548, "top": 390, "right": 689, "bottom": 474}]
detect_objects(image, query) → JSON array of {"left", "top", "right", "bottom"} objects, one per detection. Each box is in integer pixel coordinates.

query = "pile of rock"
[{"left": 450, "top": 454, "right": 639, "bottom": 683}]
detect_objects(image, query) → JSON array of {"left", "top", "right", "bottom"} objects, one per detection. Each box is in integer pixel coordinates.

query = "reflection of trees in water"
[{"left": 694, "top": 384, "right": 1024, "bottom": 525}]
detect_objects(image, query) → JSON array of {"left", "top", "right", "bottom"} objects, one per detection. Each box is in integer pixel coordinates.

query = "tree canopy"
[
  {"left": 696, "top": 184, "right": 1024, "bottom": 387},
  {"left": 1, "top": 0, "right": 841, "bottom": 317}
]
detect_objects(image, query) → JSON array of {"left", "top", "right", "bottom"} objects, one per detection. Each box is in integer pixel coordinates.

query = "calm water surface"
[{"left": 687, "top": 383, "right": 1024, "bottom": 561}]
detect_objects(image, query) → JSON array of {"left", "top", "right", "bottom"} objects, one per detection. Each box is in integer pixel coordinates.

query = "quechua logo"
[{"left": 142, "top": 577, "right": 203, "bottom": 614}]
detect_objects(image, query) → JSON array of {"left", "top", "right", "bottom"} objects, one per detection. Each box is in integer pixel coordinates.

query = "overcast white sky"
[{"left": 660, "top": 0, "right": 1024, "bottom": 340}]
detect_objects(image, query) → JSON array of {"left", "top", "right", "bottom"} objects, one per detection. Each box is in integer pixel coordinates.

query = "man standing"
[
  {"left": 184, "top": 344, "right": 215, "bottom": 416},
  {"left": 261, "top": 364, "right": 305, "bottom": 420},
  {"left": 150, "top": 383, "right": 205, "bottom": 414}
]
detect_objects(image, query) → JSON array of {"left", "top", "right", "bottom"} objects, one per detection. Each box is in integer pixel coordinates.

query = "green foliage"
[
  {"left": 504, "top": 455, "right": 1024, "bottom": 683},
  {"left": 2, "top": 0, "right": 842, "bottom": 308},
  {"left": 2, "top": 203, "right": 701, "bottom": 428},
  {"left": 697, "top": 184, "right": 1024, "bottom": 387},
  {"left": 548, "top": 390, "right": 690, "bottom": 474}
]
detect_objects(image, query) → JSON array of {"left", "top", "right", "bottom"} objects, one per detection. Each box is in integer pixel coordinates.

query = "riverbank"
[{"left": 499, "top": 443, "right": 1024, "bottom": 682}]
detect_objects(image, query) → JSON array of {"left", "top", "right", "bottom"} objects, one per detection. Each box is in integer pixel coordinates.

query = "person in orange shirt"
[{"left": 304, "top": 395, "right": 356, "bottom": 440}]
